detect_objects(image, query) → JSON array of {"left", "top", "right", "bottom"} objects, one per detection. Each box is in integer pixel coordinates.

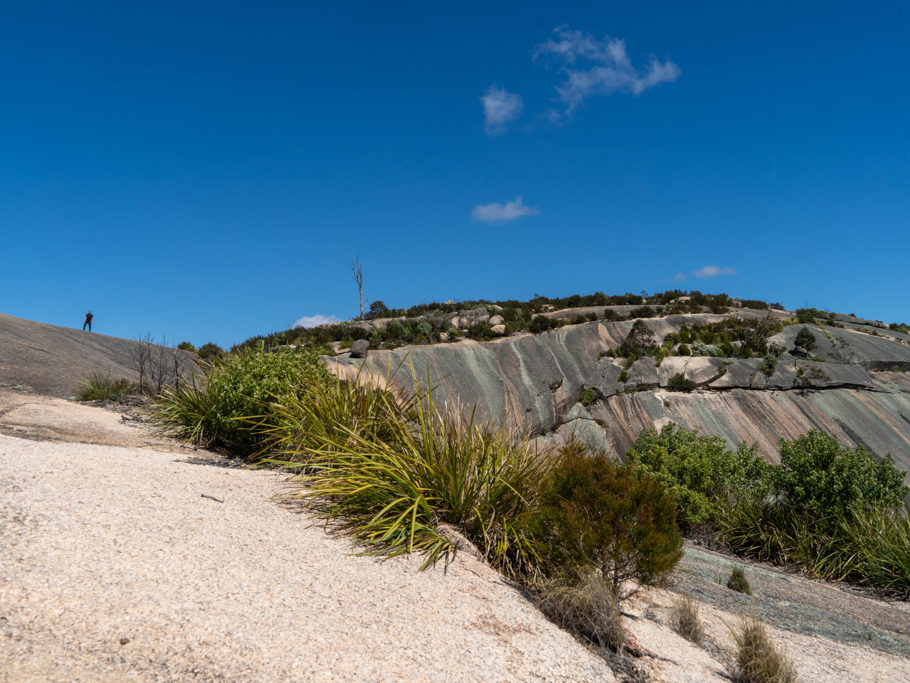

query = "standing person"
[{"left": 83, "top": 310, "right": 93, "bottom": 332}]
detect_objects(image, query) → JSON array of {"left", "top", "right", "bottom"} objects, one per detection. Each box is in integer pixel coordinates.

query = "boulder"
[
  {"left": 350, "top": 339, "right": 369, "bottom": 359},
  {"left": 489, "top": 315, "right": 505, "bottom": 326},
  {"left": 491, "top": 324, "right": 506, "bottom": 335}
]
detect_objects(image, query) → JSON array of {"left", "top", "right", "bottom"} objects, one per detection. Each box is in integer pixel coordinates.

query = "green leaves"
[{"left": 267, "top": 370, "right": 549, "bottom": 575}]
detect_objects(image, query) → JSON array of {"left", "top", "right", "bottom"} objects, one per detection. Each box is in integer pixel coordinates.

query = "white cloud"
[
  {"left": 471, "top": 196, "right": 538, "bottom": 223},
  {"left": 481, "top": 85, "right": 523, "bottom": 135},
  {"left": 674, "top": 271, "right": 687, "bottom": 282},
  {"left": 293, "top": 314, "right": 342, "bottom": 328},
  {"left": 692, "top": 265, "right": 738, "bottom": 279},
  {"left": 534, "top": 26, "right": 680, "bottom": 118}
]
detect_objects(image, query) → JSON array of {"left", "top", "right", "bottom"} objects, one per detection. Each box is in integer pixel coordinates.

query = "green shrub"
[
  {"left": 618, "top": 319, "right": 657, "bottom": 359},
  {"left": 760, "top": 354, "right": 777, "bottom": 376},
  {"left": 525, "top": 441, "right": 682, "bottom": 602},
  {"left": 732, "top": 618, "right": 798, "bottom": 683},
  {"left": 269, "top": 376, "right": 550, "bottom": 575},
  {"left": 727, "top": 566, "right": 752, "bottom": 594},
  {"left": 76, "top": 372, "right": 141, "bottom": 402},
  {"left": 794, "top": 327, "right": 816, "bottom": 352},
  {"left": 773, "top": 430, "right": 907, "bottom": 519},
  {"left": 672, "top": 594, "right": 704, "bottom": 644},
  {"left": 177, "top": 341, "right": 197, "bottom": 353},
  {"left": 618, "top": 370, "right": 629, "bottom": 383},
  {"left": 720, "top": 431, "right": 909, "bottom": 597},
  {"left": 666, "top": 373, "right": 697, "bottom": 392},
  {"left": 678, "top": 343, "right": 691, "bottom": 356},
  {"left": 578, "top": 387, "right": 599, "bottom": 407},
  {"left": 626, "top": 423, "right": 769, "bottom": 531},
  {"left": 152, "top": 349, "right": 329, "bottom": 457},
  {"left": 197, "top": 342, "right": 224, "bottom": 360}
]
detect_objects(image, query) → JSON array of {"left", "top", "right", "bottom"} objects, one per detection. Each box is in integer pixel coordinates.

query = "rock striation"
[{"left": 331, "top": 310, "right": 910, "bottom": 477}]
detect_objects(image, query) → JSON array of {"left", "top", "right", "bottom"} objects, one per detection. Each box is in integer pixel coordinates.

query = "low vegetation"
[
  {"left": 76, "top": 372, "right": 142, "bottom": 402},
  {"left": 727, "top": 566, "right": 752, "bottom": 595},
  {"left": 626, "top": 424, "right": 769, "bottom": 532},
  {"left": 628, "top": 423, "right": 909, "bottom": 597},
  {"left": 671, "top": 594, "right": 704, "bottom": 644},
  {"left": 233, "top": 289, "right": 750, "bottom": 352},
  {"left": 152, "top": 348, "right": 329, "bottom": 456},
  {"left": 731, "top": 618, "right": 798, "bottom": 683}
]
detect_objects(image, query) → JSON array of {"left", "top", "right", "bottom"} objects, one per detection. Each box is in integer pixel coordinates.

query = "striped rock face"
[{"left": 330, "top": 310, "right": 910, "bottom": 481}]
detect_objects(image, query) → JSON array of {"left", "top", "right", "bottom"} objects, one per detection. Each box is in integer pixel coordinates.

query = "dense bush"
[
  {"left": 773, "top": 430, "right": 907, "bottom": 518},
  {"left": 794, "top": 327, "right": 816, "bottom": 352},
  {"left": 720, "top": 430, "right": 909, "bottom": 597},
  {"left": 666, "top": 373, "right": 697, "bottom": 392},
  {"left": 177, "top": 341, "right": 196, "bottom": 353},
  {"left": 626, "top": 423, "right": 768, "bottom": 531},
  {"left": 525, "top": 441, "right": 682, "bottom": 602},
  {"left": 197, "top": 342, "right": 224, "bottom": 360},
  {"left": 664, "top": 317, "right": 783, "bottom": 359},
  {"left": 617, "top": 319, "right": 657, "bottom": 359},
  {"left": 152, "top": 349, "right": 330, "bottom": 456}
]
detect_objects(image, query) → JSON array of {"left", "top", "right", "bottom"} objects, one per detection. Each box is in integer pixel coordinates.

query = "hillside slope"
[
  {"left": 331, "top": 308, "right": 910, "bottom": 477},
  {"left": 0, "top": 312, "right": 198, "bottom": 397}
]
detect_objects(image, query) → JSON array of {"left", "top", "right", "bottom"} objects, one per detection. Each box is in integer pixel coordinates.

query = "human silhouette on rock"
[{"left": 83, "top": 310, "right": 93, "bottom": 332}]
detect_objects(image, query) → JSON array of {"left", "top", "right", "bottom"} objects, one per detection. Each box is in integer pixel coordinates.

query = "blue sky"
[{"left": 2, "top": 2, "right": 909, "bottom": 347}]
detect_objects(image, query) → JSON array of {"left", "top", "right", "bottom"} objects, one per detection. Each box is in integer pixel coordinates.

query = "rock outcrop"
[{"left": 331, "top": 310, "right": 910, "bottom": 477}]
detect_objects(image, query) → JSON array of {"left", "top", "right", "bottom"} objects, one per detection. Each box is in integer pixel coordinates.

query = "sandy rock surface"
[{"left": 0, "top": 397, "right": 614, "bottom": 682}]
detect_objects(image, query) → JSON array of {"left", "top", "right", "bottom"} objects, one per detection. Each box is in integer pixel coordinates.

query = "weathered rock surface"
[
  {"left": 0, "top": 312, "right": 199, "bottom": 397},
  {"left": 350, "top": 339, "right": 369, "bottom": 359},
  {"left": 331, "top": 312, "right": 910, "bottom": 477}
]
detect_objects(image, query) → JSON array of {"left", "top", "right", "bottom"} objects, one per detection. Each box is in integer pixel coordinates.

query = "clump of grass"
[
  {"left": 268, "top": 371, "right": 551, "bottom": 575},
  {"left": 537, "top": 572, "right": 625, "bottom": 652},
  {"left": 732, "top": 618, "right": 798, "bottom": 683},
  {"left": 727, "top": 566, "right": 752, "bottom": 595},
  {"left": 672, "top": 594, "right": 704, "bottom": 644},
  {"left": 76, "top": 372, "right": 140, "bottom": 402}
]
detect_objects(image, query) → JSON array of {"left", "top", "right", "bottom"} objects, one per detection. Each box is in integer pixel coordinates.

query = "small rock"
[
  {"left": 350, "top": 339, "right": 369, "bottom": 359},
  {"left": 119, "top": 637, "right": 130, "bottom": 645}
]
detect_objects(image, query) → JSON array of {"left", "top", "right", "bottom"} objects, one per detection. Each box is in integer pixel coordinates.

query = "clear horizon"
[{"left": 3, "top": 2, "right": 909, "bottom": 347}]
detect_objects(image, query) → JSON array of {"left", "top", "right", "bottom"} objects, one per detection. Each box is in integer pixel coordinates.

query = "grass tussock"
[
  {"left": 537, "top": 572, "right": 625, "bottom": 652},
  {"left": 727, "top": 566, "right": 752, "bottom": 595},
  {"left": 267, "top": 371, "right": 550, "bottom": 575},
  {"left": 732, "top": 618, "right": 798, "bottom": 683},
  {"left": 672, "top": 594, "right": 704, "bottom": 644},
  {"left": 76, "top": 372, "right": 141, "bottom": 402}
]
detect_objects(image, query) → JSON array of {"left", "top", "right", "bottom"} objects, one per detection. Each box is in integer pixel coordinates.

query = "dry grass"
[
  {"left": 671, "top": 594, "right": 704, "bottom": 644},
  {"left": 536, "top": 572, "right": 625, "bottom": 652},
  {"left": 732, "top": 618, "right": 798, "bottom": 683}
]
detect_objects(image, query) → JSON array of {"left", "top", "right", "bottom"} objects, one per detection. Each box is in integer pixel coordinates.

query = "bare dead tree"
[
  {"left": 149, "top": 336, "right": 177, "bottom": 394},
  {"left": 132, "top": 333, "right": 153, "bottom": 393},
  {"left": 352, "top": 256, "right": 364, "bottom": 320}
]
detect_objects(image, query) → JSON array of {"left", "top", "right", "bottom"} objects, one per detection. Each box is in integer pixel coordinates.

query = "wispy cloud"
[
  {"left": 676, "top": 265, "right": 738, "bottom": 281},
  {"left": 293, "top": 314, "right": 342, "bottom": 328},
  {"left": 481, "top": 85, "right": 523, "bottom": 135},
  {"left": 694, "top": 265, "right": 738, "bottom": 278},
  {"left": 471, "top": 196, "right": 538, "bottom": 223},
  {"left": 534, "top": 26, "right": 680, "bottom": 118}
]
